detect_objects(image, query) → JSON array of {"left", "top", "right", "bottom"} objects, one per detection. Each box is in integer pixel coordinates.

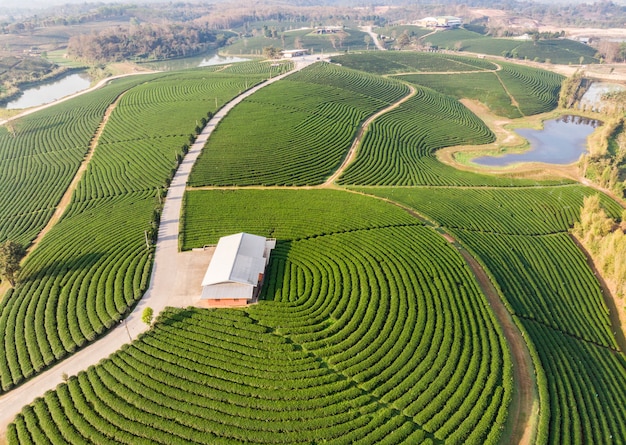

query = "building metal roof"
[{"left": 201, "top": 233, "right": 275, "bottom": 300}]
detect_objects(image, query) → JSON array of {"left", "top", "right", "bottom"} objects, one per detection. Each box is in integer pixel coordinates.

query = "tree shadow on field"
[{"left": 259, "top": 240, "right": 292, "bottom": 303}]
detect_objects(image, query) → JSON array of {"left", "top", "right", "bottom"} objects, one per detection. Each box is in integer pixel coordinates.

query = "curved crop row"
[
  {"left": 0, "top": 76, "right": 149, "bottom": 245},
  {"left": 337, "top": 85, "right": 516, "bottom": 186},
  {"left": 330, "top": 51, "right": 498, "bottom": 75},
  {"left": 0, "top": 70, "right": 264, "bottom": 393},
  {"left": 10, "top": 224, "right": 512, "bottom": 444},
  {"left": 456, "top": 231, "right": 617, "bottom": 347},
  {"left": 524, "top": 321, "right": 626, "bottom": 445},
  {"left": 497, "top": 62, "right": 564, "bottom": 116},
  {"left": 188, "top": 63, "right": 410, "bottom": 186},
  {"left": 355, "top": 185, "right": 622, "bottom": 235}
]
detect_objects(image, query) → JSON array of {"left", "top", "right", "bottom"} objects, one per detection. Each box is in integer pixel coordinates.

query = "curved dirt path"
[
  {"left": 454, "top": 242, "right": 537, "bottom": 444},
  {"left": 0, "top": 59, "right": 315, "bottom": 441},
  {"left": 26, "top": 91, "right": 127, "bottom": 257},
  {"left": 324, "top": 84, "right": 417, "bottom": 185},
  {"left": 344, "top": 189, "right": 538, "bottom": 444}
]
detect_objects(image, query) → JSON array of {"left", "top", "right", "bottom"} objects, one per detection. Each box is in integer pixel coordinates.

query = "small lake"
[
  {"left": 579, "top": 82, "right": 626, "bottom": 112},
  {"left": 3, "top": 72, "right": 91, "bottom": 110},
  {"left": 139, "top": 51, "right": 250, "bottom": 71},
  {"left": 473, "top": 115, "right": 601, "bottom": 167}
]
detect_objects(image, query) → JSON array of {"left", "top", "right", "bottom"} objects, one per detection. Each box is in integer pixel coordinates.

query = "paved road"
[
  {"left": 0, "top": 57, "right": 315, "bottom": 440},
  {"left": 361, "top": 26, "right": 386, "bottom": 51}
]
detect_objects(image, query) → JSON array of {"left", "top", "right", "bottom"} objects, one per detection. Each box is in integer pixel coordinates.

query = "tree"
[
  {"left": 0, "top": 240, "right": 25, "bottom": 287},
  {"left": 364, "top": 35, "right": 372, "bottom": 50},
  {"left": 141, "top": 307, "right": 154, "bottom": 326},
  {"left": 397, "top": 31, "right": 410, "bottom": 49},
  {"left": 262, "top": 46, "right": 280, "bottom": 59}
]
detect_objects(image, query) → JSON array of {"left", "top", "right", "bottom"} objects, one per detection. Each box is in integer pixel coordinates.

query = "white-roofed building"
[{"left": 199, "top": 233, "right": 276, "bottom": 307}]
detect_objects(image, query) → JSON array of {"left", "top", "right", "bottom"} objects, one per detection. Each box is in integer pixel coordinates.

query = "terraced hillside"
[
  {"left": 0, "top": 68, "right": 269, "bottom": 393},
  {"left": 10, "top": 190, "right": 512, "bottom": 444},
  {"left": 188, "top": 63, "right": 410, "bottom": 186}
]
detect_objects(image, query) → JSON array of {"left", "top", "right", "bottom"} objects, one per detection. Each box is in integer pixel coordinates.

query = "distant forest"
[{"left": 67, "top": 23, "right": 228, "bottom": 62}]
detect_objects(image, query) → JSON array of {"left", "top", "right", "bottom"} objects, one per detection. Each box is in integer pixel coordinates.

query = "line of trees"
[{"left": 573, "top": 195, "right": 626, "bottom": 300}]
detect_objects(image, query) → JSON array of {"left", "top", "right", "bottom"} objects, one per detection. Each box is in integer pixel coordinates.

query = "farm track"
[
  {"left": 494, "top": 70, "right": 523, "bottom": 116},
  {"left": 324, "top": 84, "right": 417, "bottom": 186},
  {"left": 0, "top": 59, "right": 314, "bottom": 441},
  {"left": 25, "top": 91, "right": 128, "bottom": 257},
  {"left": 454, "top": 243, "right": 537, "bottom": 445},
  {"left": 344, "top": 189, "right": 537, "bottom": 444}
]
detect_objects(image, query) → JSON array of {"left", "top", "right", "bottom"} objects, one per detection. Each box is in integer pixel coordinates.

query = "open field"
[
  {"left": 1, "top": 49, "right": 625, "bottom": 445},
  {"left": 419, "top": 29, "right": 598, "bottom": 65}
]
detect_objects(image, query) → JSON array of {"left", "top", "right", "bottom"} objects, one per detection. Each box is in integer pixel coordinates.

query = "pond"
[
  {"left": 3, "top": 72, "right": 91, "bottom": 110},
  {"left": 472, "top": 115, "right": 601, "bottom": 167},
  {"left": 579, "top": 82, "right": 626, "bottom": 112},
  {"left": 139, "top": 51, "right": 250, "bottom": 71}
]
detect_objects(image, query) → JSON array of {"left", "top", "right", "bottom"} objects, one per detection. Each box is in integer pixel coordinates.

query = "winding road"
[
  {"left": 0, "top": 54, "right": 538, "bottom": 445},
  {"left": 0, "top": 57, "right": 316, "bottom": 440}
]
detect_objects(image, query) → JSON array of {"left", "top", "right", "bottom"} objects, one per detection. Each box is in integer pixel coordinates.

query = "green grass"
[
  {"left": 188, "top": 63, "right": 410, "bottom": 186},
  {"left": 397, "top": 72, "right": 522, "bottom": 118},
  {"left": 180, "top": 189, "right": 419, "bottom": 250}
]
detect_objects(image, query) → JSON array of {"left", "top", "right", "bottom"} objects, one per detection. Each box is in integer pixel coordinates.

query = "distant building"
[
  {"left": 315, "top": 26, "right": 344, "bottom": 34},
  {"left": 416, "top": 16, "right": 462, "bottom": 29},
  {"left": 282, "top": 49, "right": 309, "bottom": 58},
  {"left": 199, "top": 233, "right": 276, "bottom": 308}
]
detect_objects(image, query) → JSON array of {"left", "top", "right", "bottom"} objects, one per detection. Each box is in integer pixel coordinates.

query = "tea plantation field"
[
  {"left": 11, "top": 193, "right": 513, "bottom": 444},
  {"left": 0, "top": 67, "right": 270, "bottom": 393},
  {"left": 188, "top": 63, "right": 409, "bottom": 186},
  {"left": 358, "top": 186, "right": 626, "bottom": 444},
  {"left": 3, "top": 51, "right": 626, "bottom": 445}
]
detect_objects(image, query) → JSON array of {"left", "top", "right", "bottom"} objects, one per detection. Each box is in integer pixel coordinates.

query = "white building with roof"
[
  {"left": 199, "top": 233, "right": 276, "bottom": 307},
  {"left": 282, "top": 49, "right": 309, "bottom": 58}
]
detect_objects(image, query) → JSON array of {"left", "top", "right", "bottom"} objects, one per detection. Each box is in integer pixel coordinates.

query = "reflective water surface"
[
  {"left": 473, "top": 115, "right": 601, "bottom": 167},
  {"left": 3, "top": 72, "right": 91, "bottom": 109}
]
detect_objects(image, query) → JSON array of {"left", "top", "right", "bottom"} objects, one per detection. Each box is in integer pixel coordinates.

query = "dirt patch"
[{"left": 441, "top": 233, "right": 455, "bottom": 243}]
